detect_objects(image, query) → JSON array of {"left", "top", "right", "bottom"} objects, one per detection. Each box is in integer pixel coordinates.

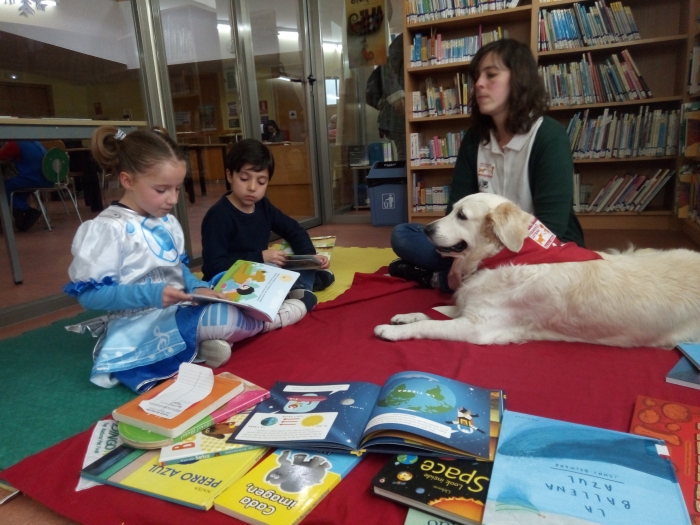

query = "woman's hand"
[
  {"left": 447, "top": 258, "right": 463, "bottom": 292},
  {"left": 263, "top": 249, "right": 288, "bottom": 266},
  {"left": 162, "top": 285, "right": 193, "bottom": 308},
  {"left": 314, "top": 254, "right": 331, "bottom": 270}
]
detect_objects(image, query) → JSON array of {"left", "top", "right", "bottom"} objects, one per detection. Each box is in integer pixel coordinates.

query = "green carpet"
[
  {"left": 0, "top": 311, "right": 135, "bottom": 469},
  {"left": 0, "top": 247, "right": 396, "bottom": 469}
]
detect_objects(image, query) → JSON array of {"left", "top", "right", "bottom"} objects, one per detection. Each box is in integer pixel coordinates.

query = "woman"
[
  {"left": 389, "top": 38, "right": 584, "bottom": 292},
  {"left": 264, "top": 120, "right": 285, "bottom": 143}
]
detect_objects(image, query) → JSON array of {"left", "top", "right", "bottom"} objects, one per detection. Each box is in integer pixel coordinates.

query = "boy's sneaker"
[
  {"left": 287, "top": 288, "right": 318, "bottom": 311},
  {"left": 313, "top": 269, "right": 335, "bottom": 292},
  {"left": 196, "top": 339, "right": 231, "bottom": 368},
  {"left": 262, "top": 298, "right": 307, "bottom": 333},
  {"left": 388, "top": 258, "right": 434, "bottom": 288}
]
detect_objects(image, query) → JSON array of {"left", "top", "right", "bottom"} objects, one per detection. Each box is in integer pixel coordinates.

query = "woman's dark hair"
[
  {"left": 266, "top": 120, "right": 280, "bottom": 133},
  {"left": 225, "top": 138, "right": 275, "bottom": 179},
  {"left": 91, "top": 125, "right": 186, "bottom": 177},
  {"left": 468, "top": 39, "right": 549, "bottom": 144}
]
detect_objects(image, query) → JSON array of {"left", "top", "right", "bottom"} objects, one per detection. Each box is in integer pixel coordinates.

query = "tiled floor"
[{"left": 1, "top": 211, "right": 699, "bottom": 523}]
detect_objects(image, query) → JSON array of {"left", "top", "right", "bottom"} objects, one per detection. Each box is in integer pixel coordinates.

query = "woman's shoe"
[{"left": 388, "top": 258, "right": 434, "bottom": 288}]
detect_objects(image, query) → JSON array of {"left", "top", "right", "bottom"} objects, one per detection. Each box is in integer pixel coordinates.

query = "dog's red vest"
[{"left": 479, "top": 219, "right": 602, "bottom": 270}]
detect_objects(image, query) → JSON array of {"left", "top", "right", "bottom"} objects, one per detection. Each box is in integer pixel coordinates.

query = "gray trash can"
[{"left": 366, "top": 161, "right": 407, "bottom": 226}]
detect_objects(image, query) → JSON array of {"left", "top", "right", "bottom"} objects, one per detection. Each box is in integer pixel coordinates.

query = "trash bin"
[{"left": 366, "top": 161, "right": 407, "bottom": 226}]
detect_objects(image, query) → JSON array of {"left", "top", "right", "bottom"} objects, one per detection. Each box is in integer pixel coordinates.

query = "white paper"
[
  {"left": 76, "top": 419, "right": 123, "bottom": 491},
  {"left": 139, "top": 363, "right": 214, "bottom": 419}
]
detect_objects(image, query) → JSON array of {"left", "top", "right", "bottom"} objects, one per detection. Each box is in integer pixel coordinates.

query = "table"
[
  {"left": 0, "top": 160, "right": 22, "bottom": 283},
  {"left": 178, "top": 143, "right": 229, "bottom": 198}
]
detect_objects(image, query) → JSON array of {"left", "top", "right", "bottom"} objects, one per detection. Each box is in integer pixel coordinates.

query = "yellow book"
[
  {"left": 80, "top": 444, "right": 267, "bottom": 510},
  {"left": 214, "top": 449, "right": 362, "bottom": 524}
]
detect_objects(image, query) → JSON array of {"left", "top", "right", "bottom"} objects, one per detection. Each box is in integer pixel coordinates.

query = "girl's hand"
[
  {"left": 263, "top": 249, "right": 288, "bottom": 266},
  {"left": 447, "top": 258, "right": 463, "bottom": 292},
  {"left": 162, "top": 285, "right": 193, "bottom": 307},
  {"left": 314, "top": 254, "right": 330, "bottom": 270},
  {"left": 192, "top": 287, "right": 229, "bottom": 301}
]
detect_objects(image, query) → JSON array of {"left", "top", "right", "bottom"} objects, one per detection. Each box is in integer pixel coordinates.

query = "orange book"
[{"left": 112, "top": 370, "right": 244, "bottom": 437}]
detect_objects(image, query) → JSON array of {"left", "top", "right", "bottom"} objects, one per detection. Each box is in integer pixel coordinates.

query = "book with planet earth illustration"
[{"left": 228, "top": 371, "right": 505, "bottom": 461}]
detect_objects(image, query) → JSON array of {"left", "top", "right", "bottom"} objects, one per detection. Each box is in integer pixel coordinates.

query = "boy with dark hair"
[{"left": 201, "top": 139, "right": 334, "bottom": 311}]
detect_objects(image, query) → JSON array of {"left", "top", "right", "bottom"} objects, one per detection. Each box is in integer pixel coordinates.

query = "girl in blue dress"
[{"left": 64, "top": 126, "right": 308, "bottom": 393}]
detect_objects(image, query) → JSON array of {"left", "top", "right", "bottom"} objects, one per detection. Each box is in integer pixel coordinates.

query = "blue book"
[
  {"left": 483, "top": 410, "right": 689, "bottom": 525},
  {"left": 667, "top": 355, "right": 700, "bottom": 391},
  {"left": 676, "top": 342, "right": 700, "bottom": 369}
]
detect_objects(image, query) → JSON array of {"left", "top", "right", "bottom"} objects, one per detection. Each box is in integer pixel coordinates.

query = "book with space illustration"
[
  {"left": 229, "top": 371, "right": 504, "bottom": 461},
  {"left": 191, "top": 260, "right": 299, "bottom": 322}
]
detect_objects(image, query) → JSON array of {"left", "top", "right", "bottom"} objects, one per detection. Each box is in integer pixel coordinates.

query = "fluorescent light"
[
  {"left": 277, "top": 76, "right": 291, "bottom": 82},
  {"left": 217, "top": 23, "right": 231, "bottom": 31},
  {"left": 40, "top": 0, "right": 57, "bottom": 6},
  {"left": 278, "top": 31, "right": 299, "bottom": 40}
]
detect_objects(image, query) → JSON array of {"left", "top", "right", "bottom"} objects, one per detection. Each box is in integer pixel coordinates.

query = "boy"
[{"left": 201, "top": 139, "right": 334, "bottom": 311}]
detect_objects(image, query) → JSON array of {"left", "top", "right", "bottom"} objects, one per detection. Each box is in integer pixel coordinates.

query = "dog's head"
[{"left": 425, "top": 194, "right": 533, "bottom": 268}]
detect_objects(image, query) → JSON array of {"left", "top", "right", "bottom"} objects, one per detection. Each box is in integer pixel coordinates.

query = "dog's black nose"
[{"left": 424, "top": 223, "right": 435, "bottom": 237}]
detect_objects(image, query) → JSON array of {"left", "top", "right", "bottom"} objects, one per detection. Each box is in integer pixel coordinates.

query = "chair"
[{"left": 10, "top": 148, "right": 83, "bottom": 232}]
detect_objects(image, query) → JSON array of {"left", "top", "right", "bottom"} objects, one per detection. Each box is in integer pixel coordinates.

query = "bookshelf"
[{"left": 402, "top": 0, "right": 694, "bottom": 231}]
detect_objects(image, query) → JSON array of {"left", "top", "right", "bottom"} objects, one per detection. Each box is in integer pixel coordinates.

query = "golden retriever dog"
[{"left": 375, "top": 193, "right": 700, "bottom": 348}]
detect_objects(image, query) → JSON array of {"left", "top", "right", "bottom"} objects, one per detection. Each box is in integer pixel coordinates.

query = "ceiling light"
[
  {"left": 41, "top": 0, "right": 57, "bottom": 6},
  {"left": 278, "top": 31, "right": 299, "bottom": 40},
  {"left": 217, "top": 23, "right": 231, "bottom": 31}
]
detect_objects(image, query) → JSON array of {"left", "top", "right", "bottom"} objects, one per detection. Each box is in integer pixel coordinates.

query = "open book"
[
  {"left": 229, "top": 371, "right": 504, "bottom": 460},
  {"left": 191, "top": 260, "right": 299, "bottom": 322},
  {"left": 272, "top": 235, "right": 336, "bottom": 270}
]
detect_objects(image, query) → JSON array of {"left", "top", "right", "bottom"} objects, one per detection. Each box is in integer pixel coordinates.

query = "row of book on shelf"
[
  {"left": 405, "top": 0, "right": 520, "bottom": 24},
  {"left": 688, "top": 42, "right": 700, "bottom": 96},
  {"left": 410, "top": 130, "right": 465, "bottom": 166},
  {"left": 573, "top": 168, "right": 673, "bottom": 213},
  {"left": 537, "top": 0, "right": 640, "bottom": 52},
  {"left": 413, "top": 177, "right": 451, "bottom": 212},
  {"left": 77, "top": 360, "right": 699, "bottom": 525},
  {"left": 540, "top": 49, "right": 652, "bottom": 107},
  {"left": 677, "top": 163, "right": 700, "bottom": 224},
  {"left": 410, "top": 26, "right": 506, "bottom": 68},
  {"left": 566, "top": 106, "right": 679, "bottom": 160},
  {"left": 411, "top": 74, "right": 473, "bottom": 118}
]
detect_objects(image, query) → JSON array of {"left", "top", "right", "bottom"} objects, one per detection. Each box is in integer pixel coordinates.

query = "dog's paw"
[
  {"left": 391, "top": 312, "right": 430, "bottom": 325},
  {"left": 374, "top": 324, "right": 403, "bottom": 341}
]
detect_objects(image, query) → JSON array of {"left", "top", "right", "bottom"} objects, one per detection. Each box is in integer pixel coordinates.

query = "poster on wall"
[
  {"left": 346, "top": 0, "right": 388, "bottom": 69},
  {"left": 228, "top": 118, "right": 240, "bottom": 129},
  {"left": 227, "top": 102, "right": 238, "bottom": 117},
  {"left": 174, "top": 111, "right": 191, "bottom": 126},
  {"left": 199, "top": 104, "right": 216, "bottom": 131}
]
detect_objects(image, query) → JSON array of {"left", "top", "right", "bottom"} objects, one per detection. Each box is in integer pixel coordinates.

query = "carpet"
[
  {"left": 2, "top": 272, "right": 694, "bottom": 525},
  {"left": 0, "top": 247, "right": 395, "bottom": 469}
]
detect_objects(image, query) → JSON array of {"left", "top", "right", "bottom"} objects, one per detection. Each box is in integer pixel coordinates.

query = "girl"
[
  {"left": 64, "top": 126, "right": 309, "bottom": 393},
  {"left": 389, "top": 38, "right": 584, "bottom": 292}
]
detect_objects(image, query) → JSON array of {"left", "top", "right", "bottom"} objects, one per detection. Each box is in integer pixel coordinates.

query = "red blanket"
[{"left": 3, "top": 271, "right": 696, "bottom": 525}]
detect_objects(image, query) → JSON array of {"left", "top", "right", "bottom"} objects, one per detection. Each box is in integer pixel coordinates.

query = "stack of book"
[
  {"left": 410, "top": 26, "right": 507, "bottom": 68},
  {"left": 411, "top": 74, "right": 473, "bottom": 118},
  {"left": 413, "top": 176, "right": 451, "bottom": 213},
  {"left": 406, "top": 0, "right": 520, "bottom": 25},
  {"left": 580, "top": 169, "right": 674, "bottom": 213},
  {"left": 410, "top": 130, "right": 466, "bottom": 167}
]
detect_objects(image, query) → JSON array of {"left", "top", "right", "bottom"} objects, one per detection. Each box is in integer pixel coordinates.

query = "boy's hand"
[
  {"left": 314, "top": 254, "right": 330, "bottom": 269},
  {"left": 191, "top": 287, "right": 230, "bottom": 301},
  {"left": 447, "top": 258, "right": 462, "bottom": 292},
  {"left": 263, "top": 249, "right": 288, "bottom": 266},
  {"left": 162, "top": 285, "right": 193, "bottom": 307}
]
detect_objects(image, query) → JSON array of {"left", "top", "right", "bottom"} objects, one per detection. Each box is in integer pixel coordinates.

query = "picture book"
[
  {"left": 191, "top": 260, "right": 299, "bottom": 322},
  {"left": 373, "top": 454, "right": 492, "bottom": 525},
  {"left": 77, "top": 419, "right": 123, "bottom": 491},
  {"left": 630, "top": 395, "right": 700, "bottom": 521},
  {"left": 118, "top": 371, "right": 270, "bottom": 449},
  {"left": 666, "top": 356, "right": 700, "bottom": 391},
  {"left": 229, "top": 371, "right": 505, "bottom": 461},
  {"left": 81, "top": 444, "right": 267, "bottom": 510},
  {"left": 482, "top": 410, "right": 690, "bottom": 525},
  {"left": 404, "top": 508, "right": 457, "bottom": 525},
  {"left": 283, "top": 255, "right": 323, "bottom": 271},
  {"left": 273, "top": 235, "right": 336, "bottom": 262},
  {"left": 112, "top": 364, "right": 244, "bottom": 438},
  {"left": 214, "top": 448, "right": 362, "bottom": 524},
  {"left": 158, "top": 409, "right": 257, "bottom": 465},
  {"left": 676, "top": 342, "right": 700, "bottom": 369}
]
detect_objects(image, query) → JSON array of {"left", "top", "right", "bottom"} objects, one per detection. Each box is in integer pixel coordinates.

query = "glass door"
[{"left": 236, "top": 0, "right": 322, "bottom": 227}]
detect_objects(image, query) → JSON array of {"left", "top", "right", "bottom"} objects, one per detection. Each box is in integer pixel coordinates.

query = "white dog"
[{"left": 375, "top": 193, "right": 700, "bottom": 348}]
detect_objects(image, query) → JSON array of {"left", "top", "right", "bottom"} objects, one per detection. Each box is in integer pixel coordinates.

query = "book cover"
[
  {"left": 629, "top": 395, "right": 700, "bottom": 521},
  {"left": 482, "top": 410, "right": 689, "bottom": 525},
  {"left": 112, "top": 367, "right": 244, "bottom": 438},
  {"left": 666, "top": 356, "right": 700, "bottom": 391},
  {"left": 118, "top": 371, "right": 270, "bottom": 448},
  {"left": 81, "top": 444, "right": 267, "bottom": 510},
  {"left": 274, "top": 236, "right": 336, "bottom": 262},
  {"left": 282, "top": 255, "right": 323, "bottom": 271},
  {"left": 230, "top": 371, "right": 504, "bottom": 461},
  {"left": 373, "top": 454, "right": 492, "bottom": 524},
  {"left": 404, "top": 508, "right": 457, "bottom": 525},
  {"left": 214, "top": 448, "right": 362, "bottom": 524},
  {"left": 192, "top": 260, "right": 300, "bottom": 322},
  {"left": 676, "top": 342, "right": 700, "bottom": 370},
  {"left": 158, "top": 409, "right": 257, "bottom": 465}
]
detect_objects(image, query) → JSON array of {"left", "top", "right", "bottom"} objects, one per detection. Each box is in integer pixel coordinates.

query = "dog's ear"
[{"left": 486, "top": 202, "right": 530, "bottom": 252}]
